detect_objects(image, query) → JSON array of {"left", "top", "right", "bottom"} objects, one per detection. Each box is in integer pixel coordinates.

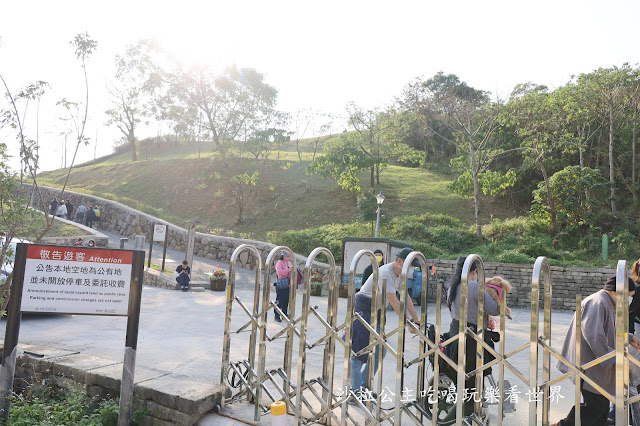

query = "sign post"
[
  {"left": 161, "top": 225, "right": 169, "bottom": 272},
  {"left": 185, "top": 220, "right": 199, "bottom": 268},
  {"left": 0, "top": 244, "right": 144, "bottom": 425}
]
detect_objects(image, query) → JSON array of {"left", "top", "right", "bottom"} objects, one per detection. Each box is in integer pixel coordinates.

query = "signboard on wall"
[
  {"left": 152, "top": 224, "right": 167, "bottom": 242},
  {"left": 20, "top": 245, "right": 132, "bottom": 315}
]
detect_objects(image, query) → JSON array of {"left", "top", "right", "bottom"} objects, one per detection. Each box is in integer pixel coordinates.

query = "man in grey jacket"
[{"left": 553, "top": 276, "right": 640, "bottom": 426}]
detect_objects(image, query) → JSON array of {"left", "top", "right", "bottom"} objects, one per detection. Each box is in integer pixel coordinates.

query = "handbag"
[
  {"left": 276, "top": 277, "right": 290, "bottom": 289},
  {"left": 297, "top": 269, "right": 303, "bottom": 288}
]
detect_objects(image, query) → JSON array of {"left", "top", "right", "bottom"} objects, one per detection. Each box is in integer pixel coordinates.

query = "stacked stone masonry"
[
  {"left": 9, "top": 344, "right": 221, "bottom": 425},
  {"left": 28, "top": 185, "right": 618, "bottom": 311}
]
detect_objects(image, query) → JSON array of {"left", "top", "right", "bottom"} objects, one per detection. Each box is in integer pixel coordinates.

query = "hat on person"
[
  {"left": 603, "top": 275, "right": 637, "bottom": 292},
  {"left": 396, "top": 247, "right": 420, "bottom": 267},
  {"left": 373, "top": 249, "right": 384, "bottom": 255}
]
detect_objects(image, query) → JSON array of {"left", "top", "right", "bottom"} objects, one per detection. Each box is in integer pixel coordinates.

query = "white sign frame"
[
  {"left": 153, "top": 224, "right": 168, "bottom": 242},
  {"left": 20, "top": 245, "right": 133, "bottom": 315}
]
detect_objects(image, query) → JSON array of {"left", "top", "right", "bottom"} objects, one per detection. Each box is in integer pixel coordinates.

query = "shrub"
[
  {"left": 9, "top": 382, "right": 147, "bottom": 425},
  {"left": 517, "top": 234, "right": 558, "bottom": 259},
  {"left": 495, "top": 250, "right": 534, "bottom": 264}
]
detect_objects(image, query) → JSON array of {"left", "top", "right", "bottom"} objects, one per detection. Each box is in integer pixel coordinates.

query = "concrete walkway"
[{"left": 2, "top": 227, "right": 585, "bottom": 425}]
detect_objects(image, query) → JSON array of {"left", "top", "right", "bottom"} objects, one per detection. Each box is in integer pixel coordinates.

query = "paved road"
[{"left": 2, "top": 227, "right": 584, "bottom": 424}]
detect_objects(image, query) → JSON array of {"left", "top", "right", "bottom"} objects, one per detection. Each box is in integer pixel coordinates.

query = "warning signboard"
[
  {"left": 152, "top": 224, "right": 167, "bottom": 242},
  {"left": 20, "top": 245, "right": 133, "bottom": 315}
]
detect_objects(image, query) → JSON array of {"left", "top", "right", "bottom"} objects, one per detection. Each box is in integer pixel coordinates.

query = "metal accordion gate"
[{"left": 219, "top": 245, "right": 636, "bottom": 426}]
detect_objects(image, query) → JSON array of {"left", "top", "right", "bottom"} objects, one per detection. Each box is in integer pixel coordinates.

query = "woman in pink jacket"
[{"left": 274, "top": 252, "right": 292, "bottom": 322}]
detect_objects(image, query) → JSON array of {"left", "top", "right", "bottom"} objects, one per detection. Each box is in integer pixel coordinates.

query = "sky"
[{"left": 1, "top": 0, "right": 639, "bottom": 172}]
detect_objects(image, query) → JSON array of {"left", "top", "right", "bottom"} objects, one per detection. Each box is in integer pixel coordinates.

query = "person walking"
[
  {"left": 55, "top": 201, "right": 67, "bottom": 218},
  {"left": 65, "top": 200, "right": 74, "bottom": 220},
  {"left": 274, "top": 252, "right": 292, "bottom": 322},
  {"left": 176, "top": 260, "right": 191, "bottom": 292},
  {"left": 552, "top": 276, "right": 640, "bottom": 426},
  {"left": 49, "top": 197, "right": 58, "bottom": 216},
  {"left": 93, "top": 206, "right": 101, "bottom": 228},
  {"left": 350, "top": 247, "right": 420, "bottom": 396},
  {"left": 75, "top": 204, "right": 87, "bottom": 224},
  {"left": 86, "top": 205, "right": 96, "bottom": 228}
]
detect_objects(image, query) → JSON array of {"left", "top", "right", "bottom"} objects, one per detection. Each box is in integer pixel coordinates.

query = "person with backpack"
[{"left": 93, "top": 206, "right": 101, "bottom": 228}]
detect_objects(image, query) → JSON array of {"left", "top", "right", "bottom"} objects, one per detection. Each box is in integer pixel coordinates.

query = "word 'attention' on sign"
[{"left": 20, "top": 245, "right": 133, "bottom": 315}]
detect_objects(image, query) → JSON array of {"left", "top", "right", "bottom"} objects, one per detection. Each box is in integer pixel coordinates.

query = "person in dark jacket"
[
  {"left": 86, "top": 206, "right": 97, "bottom": 228},
  {"left": 65, "top": 200, "right": 74, "bottom": 220},
  {"left": 49, "top": 198, "right": 58, "bottom": 215},
  {"left": 176, "top": 261, "right": 191, "bottom": 292}
]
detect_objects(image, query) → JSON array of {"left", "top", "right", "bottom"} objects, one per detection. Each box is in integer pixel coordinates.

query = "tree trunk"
[
  {"left": 296, "top": 140, "right": 302, "bottom": 162},
  {"left": 129, "top": 133, "right": 137, "bottom": 162},
  {"left": 470, "top": 144, "right": 483, "bottom": 243},
  {"left": 609, "top": 100, "right": 617, "bottom": 213},
  {"left": 370, "top": 166, "right": 375, "bottom": 188},
  {"left": 633, "top": 106, "right": 637, "bottom": 203},
  {"left": 207, "top": 113, "right": 224, "bottom": 154},
  {"left": 538, "top": 156, "right": 558, "bottom": 234}
]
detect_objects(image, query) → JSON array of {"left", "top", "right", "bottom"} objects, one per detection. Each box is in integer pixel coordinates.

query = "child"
[{"left": 484, "top": 276, "right": 513, "bottom": 330}]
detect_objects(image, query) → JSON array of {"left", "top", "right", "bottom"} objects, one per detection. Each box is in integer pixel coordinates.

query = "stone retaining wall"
[
  {"left": 27, "top": 185, "right": 622, "bottom": 311},
  {"left": 419, "top": 259, "right": 616, "bottom": 311},
  {"left": 26, "top": 185, "right": 332, "bottom": 277},
  {"left": 10, "top": 343, "right": 221, "bottom": 425}
]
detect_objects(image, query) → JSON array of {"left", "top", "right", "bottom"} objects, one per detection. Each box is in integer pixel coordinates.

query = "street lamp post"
[{"left": 374, "top": 192, "right": 385, "bottom": 238}]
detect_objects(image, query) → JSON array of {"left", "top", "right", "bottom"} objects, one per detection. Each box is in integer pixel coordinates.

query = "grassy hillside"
[{"left": 38, "top": 142, "right": 517, "bottom": 239}]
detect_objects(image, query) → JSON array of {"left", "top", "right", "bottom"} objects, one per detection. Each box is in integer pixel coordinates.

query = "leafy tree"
[
  {"left": 230, "top": 171, "right": 260, "bottom": 224},
  {"left": 505, "top": 83, "right": 563, "bottom": 232},
  {"left": 0, "top": 33, "right": 96, "bottom": 311},
  {"left": 105, "top": 40, "right": 161, "bottom": 161},
  {"left": 417, "top": 72, "right": 509, "bottom": 242},
  {"left": 168, "top": 66, "right": 278, "bottom": 153},
  {"left": 531, "top": 165, "right": 610, "bottom": 233},
  {"left": 241, "top": 127, "right": 290, "bottom": 160},
  {"left": 400, "top": 80, "right": 456, "bottom": 167},
  {"left": 345, "top": 103, "right": 392, "bottom": 188},
  {"left": 306, "top": 133, "right": 376, "bottom": 194},
  {"left": 578, "top": 64, "right": 639, "bottom": 213}
]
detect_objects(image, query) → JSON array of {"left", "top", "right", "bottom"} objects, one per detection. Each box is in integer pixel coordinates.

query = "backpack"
[{"left": 94, "top": 208, "right": 101, "bottom": 217}]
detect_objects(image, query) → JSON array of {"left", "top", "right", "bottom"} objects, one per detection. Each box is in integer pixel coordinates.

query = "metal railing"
[{"left": 219, "top": 247, "right": 636, "bottom": 425}]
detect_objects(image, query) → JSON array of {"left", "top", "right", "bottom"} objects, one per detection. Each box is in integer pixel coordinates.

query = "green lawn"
[{"left": 38, "top": 142, "right": 515, "bottom": 239}]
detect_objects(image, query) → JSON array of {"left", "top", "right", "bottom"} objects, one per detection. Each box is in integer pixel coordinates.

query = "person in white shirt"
[{"left": 350, "top": 247, "right": 420, "bottom": 395}]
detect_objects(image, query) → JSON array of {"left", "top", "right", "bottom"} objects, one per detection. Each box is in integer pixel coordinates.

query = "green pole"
[{"left": 602, "top": 234, "right": 608, "bottom": 261}]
